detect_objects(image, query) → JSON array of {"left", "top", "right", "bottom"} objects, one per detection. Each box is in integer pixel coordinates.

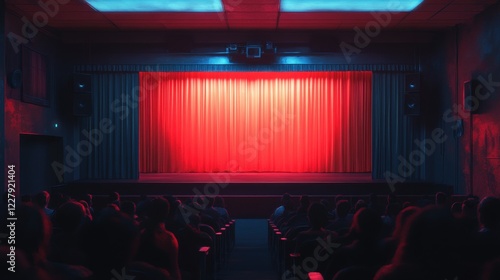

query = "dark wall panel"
[
  {"left": 422, "top": 2, "right": 500, "bottom": 197},
  {"left": 4, "top": 11, "right": 75, "bottom": 195}
]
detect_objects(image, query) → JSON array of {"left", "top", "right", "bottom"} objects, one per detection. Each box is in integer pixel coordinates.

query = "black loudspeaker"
[
  {"left": 404, "top": 93, "right": 421, "bottom": 116},
  {"left": 74, "top": 73, "right": 92, "bottom": 93},
  {"left": 463, "top": 79, "right": 480, "bottom": 113},
  {"left": 404, "top": 73, "right": 421, "bottom": 116},
  {"left": 73, "top": 73, "right": 92, "bottom": 117},
  {"left": 405, "top": 73, "right": 421, "bottom": 92}
]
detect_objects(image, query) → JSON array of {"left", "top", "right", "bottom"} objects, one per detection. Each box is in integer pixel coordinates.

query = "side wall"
[
  {"left": 424, "top": 3, "right": 500, "bottom": 197},
  {"left": 4, "top": 10, "right": 75, "bottom": 194}
]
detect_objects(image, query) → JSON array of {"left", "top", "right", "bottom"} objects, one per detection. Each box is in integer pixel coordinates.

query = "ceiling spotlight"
[
  {"left": 246, "top": 45, "right": 262, "bottom": 58},
  {"left": 228, "top": 44, "right": 238, "bottom": 51}
]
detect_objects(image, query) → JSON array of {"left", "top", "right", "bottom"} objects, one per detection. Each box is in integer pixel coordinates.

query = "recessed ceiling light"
[
  {"left": 280, "top": 0, "right": 424, "bottom": 12},
  {"left": 85, "top": 0, "right": 224, "bottom": 12}
]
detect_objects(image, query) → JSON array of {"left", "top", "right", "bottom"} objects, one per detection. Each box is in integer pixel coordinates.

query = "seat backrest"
[{"left": 332, "top": 265, "right": 380, "bottom": 280}]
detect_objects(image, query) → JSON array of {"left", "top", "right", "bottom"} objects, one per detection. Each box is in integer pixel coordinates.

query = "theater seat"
[{"left": 332, "top": 265, "right": 380, "bottom": 280}]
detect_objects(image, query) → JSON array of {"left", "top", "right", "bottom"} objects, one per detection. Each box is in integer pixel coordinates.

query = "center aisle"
[{"left": 217, "top": 219, "right": 276, "bottom": 280}]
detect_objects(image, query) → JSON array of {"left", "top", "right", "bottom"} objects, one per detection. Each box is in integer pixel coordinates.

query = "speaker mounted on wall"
[
  {"left": 73, "top": 73, "right": 92, "bottom": 117},
  {"left": 404, "top": 73, "right": 421, "bottom": 116},
  {"left": 404, "top": 73, "right": 421, "bottom": 92},
  {"left": 404, "top": 93, "right": 421, "bottom": 116}
]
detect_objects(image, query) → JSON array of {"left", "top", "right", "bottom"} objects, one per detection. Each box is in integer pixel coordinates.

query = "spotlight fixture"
[
  {"left": 265, "top": 42, "right": 273, "bottom": 50},
  {"left": 227, "top": 42, "right": 277, "bottom": 63},
  {"left": 227, "top": 43, "right": 276, "bottom": 56},
  {"left": 246, "top": 45, "right": 262, "bottom": 58},
  {"left": 228, "top": 44, "right": 238, "bottom": 51}
]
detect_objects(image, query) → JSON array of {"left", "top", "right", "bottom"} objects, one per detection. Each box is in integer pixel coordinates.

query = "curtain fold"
[
  {"left": 372, "top": 72, "right": 426, "bottom": 181},
  {"left": 79, "top": 73, "right": 139, "bottom": 179},
  {"left": 139, "top": 71, "right": 372, "bottom": 173}
]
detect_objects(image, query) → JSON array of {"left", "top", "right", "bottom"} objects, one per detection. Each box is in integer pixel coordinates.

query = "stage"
[
  {"left": 138, "top": 172, "right": 376, "bottom": 183},
  {"left": 55, "top": 172, "right": 453, "bottom": 218}
]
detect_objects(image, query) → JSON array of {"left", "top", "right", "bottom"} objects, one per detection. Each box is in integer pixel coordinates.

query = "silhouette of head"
[
  {"left": 308, "top": 202, "right": 329, "bottom": 229},
  {"left": 299, "top": 195, "right": 310, "bottom": 212},
  {"left": 435, "top": 192, "right": 447, "bottom": 206},
  {"left": 394, "top": 206, "right": 459, "bottom": 277},
  {"left": 33, "top": 191, "right": 50, "bottom": 208},
  {"left": 17, "top": 204, "right": 52, "bottom": 264},
  {"left": 53, "top": 201, "right": 86, "bottom": 232},
  {"left": 83, "top": 208, "right": 140, "bottom": 277},
  {"left": 147, "top": 197, "right": 170, "bottom": 223},
  {"left": 478, "top": 197, "right": 500, "bottom": 230},
  {"left": 350, "top": 208, "right": 382, "bottom": 243},
  {"left": 336, "top": 200, "right": 351, "bottom": 219}
]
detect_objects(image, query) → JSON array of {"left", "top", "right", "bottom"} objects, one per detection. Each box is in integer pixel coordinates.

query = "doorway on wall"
[{"left": 20, "top": 134, "right": 63, "bottom": 196}]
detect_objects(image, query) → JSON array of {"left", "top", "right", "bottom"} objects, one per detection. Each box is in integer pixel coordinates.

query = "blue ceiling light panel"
[
  {"left": 280, "top": 0, "right": 424, "bottom": 12},
  {"left": 85, "top": 0, "right": 224, "bottom": 12}
]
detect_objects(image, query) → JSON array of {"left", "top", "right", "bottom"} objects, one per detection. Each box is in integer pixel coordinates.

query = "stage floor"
[{"left": 138, "top": 172, "right": 377, "bottom": 183}]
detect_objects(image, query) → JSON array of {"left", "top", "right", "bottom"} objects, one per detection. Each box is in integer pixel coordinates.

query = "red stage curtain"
[{"left": 139, "top": 71, "right": 372, "bottom": 173}]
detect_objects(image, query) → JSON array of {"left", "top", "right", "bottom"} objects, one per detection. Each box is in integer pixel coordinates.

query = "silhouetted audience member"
[
  {"left": 49, "top": 192, "right": 70, "bottom": 211},
  {"left": 295, "top": 202, "right": 336, "bottom": 248},
  {"left": 417, "top": 195, "right": 433, "bottom": 208},
  {"left": 476, "top": 196, "right": 500, "bottom": 263},
  {"left": 213, "top": 195, "right": 231, "bottom": 223},
  {"left": 435, "top": 192, "right": 448, "bottom": 207},
  {"left": 181, "top": 213, "right": 213, "bottom": 278},
  {"left": 203, "top": 197, "right": 223, "bottom": 228},
  {"left": 368, "top": 193, "right": 382, "bottom": 216},
  {"left": 462, "top": 198, "right": 478, "bottom": 216},
  {"left": 183, "top": 198, "right": 220, "bottom": 232},
  {"left": 280, "top": 195, "right": 310, "bottom": 233},
  {"left": 325, "top": 208, "right": 384, "bottom": 279},
  {"left": 335, "top": 195, "right": 346, "bottom": 204},
  {"left": 320, "top": 199, "right": 336, "bottom": 220},
  {"left": 163, "top": 197, "right": 213, "bottom": 280},
  {"left": 121, "top": 200, "right": 137, "bottom": 218},
  {"left": 272, "top": 193, "right": 293, "bottom": 222},
  {"left": 380, "top": 206, "right": 420, "bottom": 263},
  {"left": 451, "top": 201, "right": 462, "bottom": 218},
  {"left": 294, "top": 203, "right": 337, "bottom": 274},
  {"left": 82, "top": 208, "right": 170, "bottom": 280},
  {"left": 121, "top": 200, "right": 139, "bottom": 225},
  {"left": 459, "top": 198, "right": 480, "bottom": 232},
  {"left": 136, "top": 197, "right": 181, "bottom": 280},
  {"left": 108, "top": 191, "right": 121, "bottom": 208},
  {"left": 81, "top": 194, "right": 94, "bottom": 217},
  {"left": 49, "top": 201, "right": 87, "bottom": 265},
  {"left": 355, "top": 199, "right": 367, "bottom": 212},
  {"left": 327, "top": 200, "right": 352, "bottom": 236},
  {"left": 330, "top": 195, "right": 347, "bottom": 219},
  {"left": 374, "top": 206, "right": 462, "bottom": 280},
  {"left": 0, "top": 204, "right": 91, "bottom": 280},
  {"left": 33, "top": 191, "right": 55, "bottom": 217},
  {"left": 79, "top": 200, "right": 93, "bottom": 222},
  {"left": 136, "top": 194, "right": 150, "bottom": 217},
  {"left": 187, "top": 214, "right": 213, "bottom": 242},
  {"left": 381, "top": 202, "right": 402, "bottom": 237},
  {"left": 163, "top": 195, "right": 185, "bottom": 233},
  {"left": 482, "top": 258, "right": 500, "bottom": 280}
]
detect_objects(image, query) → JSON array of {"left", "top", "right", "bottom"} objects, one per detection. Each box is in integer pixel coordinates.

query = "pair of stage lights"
[{"left": 227, "top": 42, "right": 277, "bottom": 59}]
